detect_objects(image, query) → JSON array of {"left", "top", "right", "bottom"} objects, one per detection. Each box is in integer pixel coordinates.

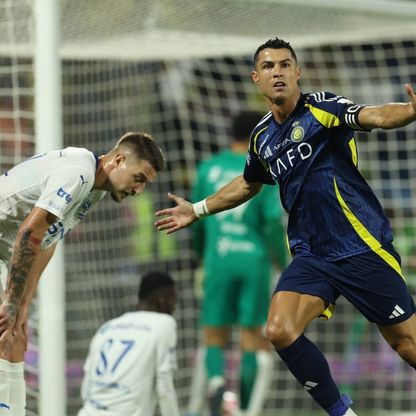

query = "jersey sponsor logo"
[
  {"left": 272, "top": 142, "right": 313, "bottom": 176},
  {"left": 273, "top": 138, "right": 292, "bottom": 151},
  {"left": 57, "top": 187, "right": 72, "bottom": 204}
]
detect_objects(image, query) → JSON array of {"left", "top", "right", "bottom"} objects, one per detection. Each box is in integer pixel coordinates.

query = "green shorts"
[{"left": 201, "top": 261, "right": 271, "bottom": 327}]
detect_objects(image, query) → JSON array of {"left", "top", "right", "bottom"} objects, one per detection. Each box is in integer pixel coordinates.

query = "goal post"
[
  {"left": 34, "top": 0, "right": 66, "bottom": 415},
  {"left": 1, "top": 1, "right": 416, "bottom": 415}
]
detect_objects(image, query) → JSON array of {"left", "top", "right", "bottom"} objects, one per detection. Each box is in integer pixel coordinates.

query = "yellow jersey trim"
[
  {"left": 333, "top": 177, "right": 404, "bottom": 280},
  {"left": 348, "top": 138, "right": 358, "bottom": 167},
  {"left": 305, "top": 103, "right": 340, "bottom": 128},
  {"left": 252, "top": 127, "right": 268, "bottom": 155}
]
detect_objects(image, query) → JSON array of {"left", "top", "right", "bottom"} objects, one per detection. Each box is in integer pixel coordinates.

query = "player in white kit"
[
  {"left": 0, "top": 132, "right": 165, "bottom": 415},
  {"left": 78, "top": 271, "right": 180, "bottom": 416}
]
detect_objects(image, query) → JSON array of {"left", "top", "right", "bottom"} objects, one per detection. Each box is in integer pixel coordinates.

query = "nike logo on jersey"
[{"left": 389, "top": 304, "right": 405, "bottom": 319}]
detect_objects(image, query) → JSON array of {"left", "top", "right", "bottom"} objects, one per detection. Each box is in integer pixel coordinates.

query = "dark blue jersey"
[{"left": 244, "top": 92, "right": 394, "bottom": 261}]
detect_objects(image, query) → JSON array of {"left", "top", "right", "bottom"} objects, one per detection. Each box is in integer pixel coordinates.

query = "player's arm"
[
  {"left": 16, "top": 243, "right": 56, "bottom": 326},
  {"left": 157, "top": 371, "right": 180, "bottom": 416},
  {"left": 156, "top": 319, "right": 180, "bottom": 416},
  {"left": 0, "top": 207, "right": 57, "bottom": 334},
  {"left": 155, "top": 175, "right": 263, "bottom": 234},
  {"left": 358, "top": 83, "right": 416, "bottom": 130}
]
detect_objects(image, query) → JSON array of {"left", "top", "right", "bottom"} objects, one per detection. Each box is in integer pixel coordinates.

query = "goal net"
[{"left": 1, "top": 0, "right": 416, "bottom": 415}]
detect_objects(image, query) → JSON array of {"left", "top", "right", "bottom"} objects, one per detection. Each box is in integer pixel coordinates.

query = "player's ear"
[
  {"left": 296, "top": 66, "right": 301, "bottom": 80},
  {"left": 113, "top": 153, "right": 126, "bottom": 167},
  {"left": 251, "top": 70, "right": 259, "bottom": 84}
]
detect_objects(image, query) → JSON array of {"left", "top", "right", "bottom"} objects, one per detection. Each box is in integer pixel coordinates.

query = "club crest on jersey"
[{"left": 290, "top": 124, "right": 304, "bottom": 142}]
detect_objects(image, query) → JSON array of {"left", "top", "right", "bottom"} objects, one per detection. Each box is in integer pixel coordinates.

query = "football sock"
[
  {"left": 205, "top": 346, "right": 224, "bottom": 380},
  {"left": 277, "top": 334, "right": 342, "bottom": 414},
  {"left": 240, "top": 351, "right": 257, "bottom": 409},
  {"left": 246, "top": 350, "right": 273, "bottom": 416}
]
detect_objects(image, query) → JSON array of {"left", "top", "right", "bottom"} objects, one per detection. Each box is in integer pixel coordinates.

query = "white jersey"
[
  {"left": 0, "top": 147, "right": 106, "bottom": 266},
  {"left": 78, "top": 311, "right": 179, "bottom": 416}
]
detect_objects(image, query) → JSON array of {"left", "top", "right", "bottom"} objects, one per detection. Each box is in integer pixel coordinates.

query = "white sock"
[
  {"left": 245, "top": 351, "right": 274, "bottom": 416},
  {"left": 344, "top": 408, "right": 358, "bottom": 415},
  {"left": 186, "top": 347, "right": 207, "bottom": 414}
]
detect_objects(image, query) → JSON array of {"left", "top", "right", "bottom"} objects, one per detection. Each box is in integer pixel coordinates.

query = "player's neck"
[
  {"left": 137, "top": 304, "right": 164, "bottom": 314},
  {"left": 92, "top": 155, "right": 108, "bottom": 189},
  {"left": 270, "top": 90, "right": 301, "bottom": 124}
]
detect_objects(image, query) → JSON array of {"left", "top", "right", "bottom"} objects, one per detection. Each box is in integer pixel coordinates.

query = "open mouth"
[{"left": 273, "top": 81, "right": 286, "bottom": 88}]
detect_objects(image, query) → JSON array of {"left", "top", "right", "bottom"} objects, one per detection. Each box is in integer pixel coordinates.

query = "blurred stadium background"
[{"left": 1, "top": 0, "right": 416, "bottom": 415}]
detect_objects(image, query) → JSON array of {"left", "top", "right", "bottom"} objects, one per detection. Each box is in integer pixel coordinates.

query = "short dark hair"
[
  {"left": 138, "top": 271, "right": 175, "bottom": 300},
  {"left": 231, "top": 111, "right": 263, "bottom": 142},
  {"left": 253, "top": 37, "right": 297, "bottom": 66},
  {"left": 116, "top": 131, "right": 166, "bottom": 172}
]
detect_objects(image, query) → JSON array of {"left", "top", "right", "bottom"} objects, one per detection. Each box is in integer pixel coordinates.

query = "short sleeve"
[
  {"left": 243, "top": 140, "right": 276, "bottom": 185},
  {"left": 35, "top": 165, "right": 94, "bottom": 219},
  {"left": 307, "top": 92, "right": 370, "bottom": 132}
]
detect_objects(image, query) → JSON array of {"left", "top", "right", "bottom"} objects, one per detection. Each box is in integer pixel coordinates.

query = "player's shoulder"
[
  {"left": 147, "top": 312, "right": 176, "bottom": 327},
  {"left": 250, "top": 111, "right": 273, "bottom": 139},
  {"left": 61, "top": 147, "right": 96, "bottom": 167},
  {"left": 305, "top": 91, "right": 354, "bottom": 110},
  {"left": 125, "top": 311, "right": 176, "bottom": 328},
  {"left": 54, "top": 147, "right": 98, "bottom": 180}
]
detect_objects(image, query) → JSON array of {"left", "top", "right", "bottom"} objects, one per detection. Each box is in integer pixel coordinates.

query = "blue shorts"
[{"left": 275, "top": 245, "right": 416, "bottom": 325}]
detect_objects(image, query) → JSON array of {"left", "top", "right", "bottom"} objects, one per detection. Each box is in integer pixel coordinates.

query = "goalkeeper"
[
  {"left": 0, "top": 132, "right": 165, "bottom": 415},
  {"left": 155, "top": 37, "right": 416, "bottom": 416},
  {"left": 187, "top": 111, "right": 287, "bottom": 416}
]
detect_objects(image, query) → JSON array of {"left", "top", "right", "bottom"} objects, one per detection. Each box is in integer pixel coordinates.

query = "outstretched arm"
[
  {"left": 155, "top": 175, "right": 263, "bottom": 234},
  {"left": 359, "top": 83, "right": 416, "bottom": 130}
]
